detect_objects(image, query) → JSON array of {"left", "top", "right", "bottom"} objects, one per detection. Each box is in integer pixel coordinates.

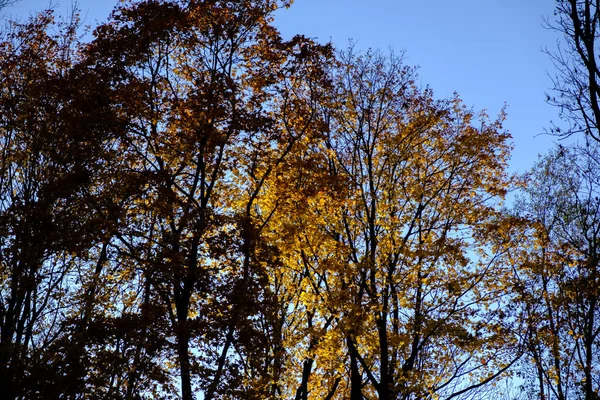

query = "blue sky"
[
  {"left": 7, "top": 0, "right": 565, "bottom": 174},
  {"left": 274, "top": 1, "right": 566, "bottom": 174}
]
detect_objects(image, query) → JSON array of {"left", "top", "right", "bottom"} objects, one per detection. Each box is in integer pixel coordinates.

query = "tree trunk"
[{"left": 347, "top": 336, "right": 363, "bottom": 400}]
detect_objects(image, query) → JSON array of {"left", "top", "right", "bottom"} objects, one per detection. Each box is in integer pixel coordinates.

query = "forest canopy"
[{"left": 0, "top": 1, "right": 598, "bottom": 400}]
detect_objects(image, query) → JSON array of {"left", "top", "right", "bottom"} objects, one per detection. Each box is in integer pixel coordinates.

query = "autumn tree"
[
  {"left": 513, "top": 144, "right": 600, "bottom": 400},
  {"left": 0, "top": 1, "right": 526, "bottom": 399},
  {"left": 265, "top": 47, "right": 521, "bottom": 400},
  {"left": 71, "top": 0, "right": 334, "bottom": 398},
  {"left": 0, "top": 9, "right": 135, "bottom": 398},
  {"left": 521, "top": 1, "right": 600, "bottom": 397}
]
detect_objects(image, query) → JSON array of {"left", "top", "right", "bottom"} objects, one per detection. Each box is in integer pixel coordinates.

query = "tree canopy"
[{"left": 0, "top": 1, "right": 598, "bottom": 400}]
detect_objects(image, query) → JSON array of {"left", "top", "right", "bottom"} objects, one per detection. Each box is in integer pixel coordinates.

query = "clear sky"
[
  {"left": 273, "top": 0, "right": 567, "bottom": 175},
  {"left": 6, "top": 0, "right": 565, "bottom": 174}
]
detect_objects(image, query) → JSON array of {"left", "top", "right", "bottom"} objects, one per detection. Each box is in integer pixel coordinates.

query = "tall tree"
[
  {"left": 0, "top": 9, "right": 131, "bottom": 398},
  {"left": 268, "top": 48, "right": 520, "bottom": 400},
  {"left": 513, "top": 144, "right": 600, "bottom": 400},
  {"left": 80, "top": 0, "right": 333, "bottom": 398},
  {"left": 0, "top": 1, "right": 526, "bottom": 399}
]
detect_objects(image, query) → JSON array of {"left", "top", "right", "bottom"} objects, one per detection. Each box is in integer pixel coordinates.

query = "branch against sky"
[
  {"left": 0, "top": 0, "right": 17, "bottom": 11},
  {"left": 546, "top": 0, "right": 600, "bottom": 143}
]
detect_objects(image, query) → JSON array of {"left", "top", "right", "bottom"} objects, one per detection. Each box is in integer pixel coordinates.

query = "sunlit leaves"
[
  {"left": 512, "top": 143, "right": 600, "bottom": 400},
  {"left": 0, "top": 2, "right": 535, "bottom": 399}
]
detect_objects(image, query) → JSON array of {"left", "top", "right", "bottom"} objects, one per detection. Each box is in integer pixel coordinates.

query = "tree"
[
  {"left": 547, "top": 0, "right": 600, "bottom": 142},
  {"left": 0, "top": 9, "right": 131, "bottom": 398},
  {"left": 268, "top": 47, "right": 520, "bottom": 400},
  {"left": 513, "top": 144, "right": 600, "bottom": 400},
  {"left": 77, "top": 0, "right": 333, "bottom": 398},
  {"left": 0, "top": 1, "right": 524, "bottom": 399}
]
